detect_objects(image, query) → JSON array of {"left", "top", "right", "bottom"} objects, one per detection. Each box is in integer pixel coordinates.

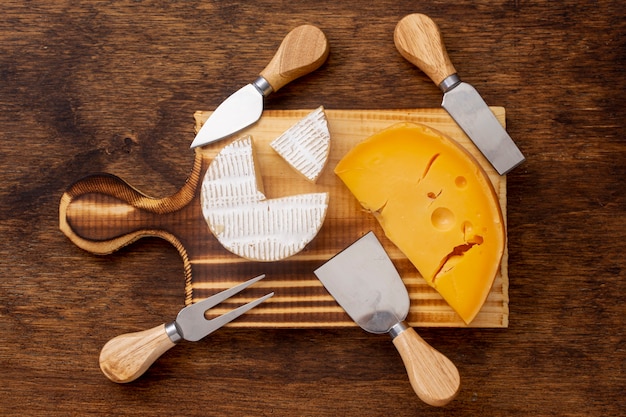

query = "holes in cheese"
[
  {"left": 270, "top": 106, "right": 330, "bottom": 182},
  {"left": 334, "top": 122, "right": 505, "bottom": 324},
  {"left": 201, "top": 135, "right": 329, "bottom": 262}
]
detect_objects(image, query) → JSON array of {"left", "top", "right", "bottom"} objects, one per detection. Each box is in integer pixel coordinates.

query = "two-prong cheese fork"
[{"left": 99, "top": 274, "right": 273, "bottom": 383}]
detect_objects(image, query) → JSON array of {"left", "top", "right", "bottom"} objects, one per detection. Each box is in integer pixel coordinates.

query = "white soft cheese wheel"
[
  {"left": 270, "top": 106, "right": 330, "bottom": 182},
  {"left": 201, "top": 135, "right": 329, "bottom": 262}
]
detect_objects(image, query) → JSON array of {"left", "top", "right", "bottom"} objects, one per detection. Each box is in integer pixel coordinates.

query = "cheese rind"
[
  {"left": 270, "top": 106, "right": 330, "bottom": 182},
  {"left": 334, "top": 122, "right": 505, "bottom": 324},
  {"left": 201, "top": 135, "right": 329, "bottom": 262}
]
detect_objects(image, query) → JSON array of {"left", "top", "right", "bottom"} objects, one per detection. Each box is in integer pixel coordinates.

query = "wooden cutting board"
[{"left": 59, "top": 108, "right": 508, "bottom": 328}]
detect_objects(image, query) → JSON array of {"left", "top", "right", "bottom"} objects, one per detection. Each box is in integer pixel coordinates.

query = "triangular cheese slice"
[
  {"left": 335, "top": 123, "right": 505, "bottom": 324},
  {"left": 201, "top": 135, "right": 329, "bottom": 262},
  {"left": 270, "top": 106, "right": 330, "bottom": 182}
]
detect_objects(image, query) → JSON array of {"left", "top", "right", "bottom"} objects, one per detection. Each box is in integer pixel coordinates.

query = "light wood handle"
[
  {"left": 99, "top": 324, "right": 177, "bottom": 383},
  {"left": 392, "top": 326, "right": 460, "bottom": 407},
  {"left": 394, "top": 13, "right": 457, "bottom": 87},
  {"left": 259, "top": 24, "right": 329, "bottom": 92}
]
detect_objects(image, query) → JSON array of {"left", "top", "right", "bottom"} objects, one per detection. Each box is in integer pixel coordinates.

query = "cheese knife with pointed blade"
[
  {"left": 191, "top": 24, "right": 329, "bottom": 148},
  {"left": 394, "top": 13, "right": 525, "bottom": 175},
  {"left": 314, "top": 232, "right": 460, "bottom": 406}
]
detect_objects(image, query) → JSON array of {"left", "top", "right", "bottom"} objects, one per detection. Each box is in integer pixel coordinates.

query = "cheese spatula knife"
[
  {"left": 190, "top": 24, "right": 329, "bottom": 148},
  {"left": 99, "top": 274, "right": 273, "bottom": 383},
  {"left": 314, "top": 232, "right": 460, "bottom": 406},
  {"left": 394, "top": 13, "right": 525, "bottom": 175}
]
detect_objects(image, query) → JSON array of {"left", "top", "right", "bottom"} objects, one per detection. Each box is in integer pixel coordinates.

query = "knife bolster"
[
  {"left": 439, "top": 74, "right": 461, "bottom": 93},
  {"left": 253, "top": 76, "right": 274, "bottom": 97},
  {"left": 389, "top": 321, "right": 410, "bottom": 339}
]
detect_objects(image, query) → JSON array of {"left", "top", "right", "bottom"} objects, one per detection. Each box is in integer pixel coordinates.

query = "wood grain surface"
[
  {"left": 60, "top": 108, "right": 509, "bottom": 328},
  {"left": 1, "top": 1, "right": 624, "bottom": 416}
]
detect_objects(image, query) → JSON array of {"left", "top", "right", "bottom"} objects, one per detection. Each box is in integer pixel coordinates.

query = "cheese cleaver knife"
[
  {"left": 190, "top": 24, "right": 329, "bottom": 148},
  {"left": 314, "top": 232, "right": 460, "bottom": 407},
  {"left": 394, "top": 13, "right": 525, "bottom": 175}
]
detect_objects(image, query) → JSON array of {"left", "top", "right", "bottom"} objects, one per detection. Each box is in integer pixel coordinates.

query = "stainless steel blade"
[
  {"left": 314, "top": 232, "right": 410, "bottom": 334},
  {"left": 394, "top": 13, "right": 525, "bottom": 176},
  {"left": 190, "top": 80, "right": 268, "bottom": 148},
  {"left": 314, "top": 231, "right": 461, "bottom": 406},
  {"left": 190, "top": 25, "right": 329, "bottom": 148},
  {"left": 441, "top": 77, "right": 525, "bottom": 175}
]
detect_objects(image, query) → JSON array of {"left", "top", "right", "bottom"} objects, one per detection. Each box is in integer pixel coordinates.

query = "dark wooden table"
[{"left": 1, "top": 1, "right": 624, "bottom": 416}]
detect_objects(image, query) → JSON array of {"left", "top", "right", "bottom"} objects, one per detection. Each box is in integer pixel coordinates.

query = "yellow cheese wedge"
[
  {"left": 201, "top": 135, "right": 329, "bottom": 262},
  {"left": 334, "top": 122, "right": 505, "bottom": 324},
  {"left": 270, "top": 106, "right": 331, "bottom": 182}
]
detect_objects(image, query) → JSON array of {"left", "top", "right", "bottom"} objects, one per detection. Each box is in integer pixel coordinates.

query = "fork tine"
[
  {"left": 201, "top": 292, "right": 274, "bottom": 336},
  {"left": 176, "top": 274, "right": 273, "bottom": 341},
  {"left": 198, "top": 274, "right": 266, "bottom": 309}
]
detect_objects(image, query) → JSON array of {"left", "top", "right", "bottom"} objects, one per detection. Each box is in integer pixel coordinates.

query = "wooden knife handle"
[
  {"left": 59, "top": 173, "right": 192, "bottom": 255},
  {"left": 394, "top": 13, "right": 457, "bottom": 87},
  {"left": 99, "top": 324, "right": 177, "bottom": 383},
  {"left": 392, "top": 326, "right": 460, "bottom": 406},
  {"left": 260, "top": 24, "right": 329, "bottom": 92}
]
